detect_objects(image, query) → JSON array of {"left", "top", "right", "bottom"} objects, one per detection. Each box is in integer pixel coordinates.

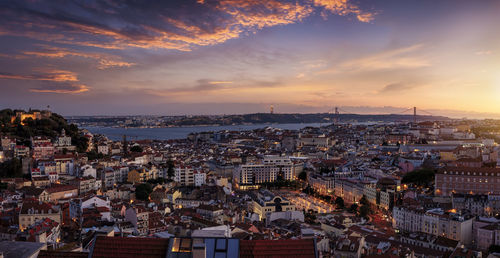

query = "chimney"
[{"left": 192, "top": 242, "right": 206, "bottom": 258}]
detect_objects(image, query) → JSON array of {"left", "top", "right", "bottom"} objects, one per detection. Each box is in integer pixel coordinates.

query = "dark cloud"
[
  {"left": 30, "top": 81, "right": 89, "bottom": 94},
  {"left": 0, "top": 69, "right": 88, "bottom": 94},
  {"left": 0, "top": 70, "right": 78, "bottom": 82},
  {"left": 378, "top": 82, "right": 415, "bottom": 93}
]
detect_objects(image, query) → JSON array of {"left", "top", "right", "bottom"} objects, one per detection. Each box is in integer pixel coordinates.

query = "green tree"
[
  {"left": 335, "top": 197, "right": 344, "bottom": 209},
  {"left": 349, "top": 203, "right": 358, "bottom": 213},
  {"left": 0, "top": 157, "right": 23, "bottom": 178},
  {"left": 489, "top": 244, "right": 500, "bottom": 254},
  {"left": 87, "top": 150, "right": 103, "bottom": 160},
  {"left": 359, "top": 204, "right": 371, "bottom": 218},
  {"left": 298, "top": 171, "right": 307, "bottom": 181},
  {"left": 360, "top": 195, "right": 369, "bottom": 206},
  {"left": 358, "top": 195, "right": 371, "bottom": 218},
  {"left": 130, "top": 145, "right": 143, "bottom": 153},
  {"left": 166, "top": 160, "right": 175, "bottom": 179},
  {"left": 135, "top": 183, "right": 153, "bottom": 201},
  {"left": 401, "top": 168, "right": 436, "bottom": 187}
]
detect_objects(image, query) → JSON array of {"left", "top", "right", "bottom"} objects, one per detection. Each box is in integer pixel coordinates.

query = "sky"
[{"left": 0, "top": 0, "right": 500, "bottom": 118}]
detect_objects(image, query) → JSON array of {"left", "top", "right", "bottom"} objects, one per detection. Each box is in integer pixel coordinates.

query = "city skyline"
[{"left": 1, "top": 0, "right": 500, "bottom": 117}]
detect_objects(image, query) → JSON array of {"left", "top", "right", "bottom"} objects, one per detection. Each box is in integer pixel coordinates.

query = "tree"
[
  {"left": 135, "top": 183, "right": 153, "bottom": 201},
  {"left": 298, "top": 171, "right": 307, "bottom": 181},
  {"left": 130, "top": 145, "right": 143, "bottom": 153},
  {"left": 359, "top": 204, "right": 370, "bottom": 218},
  {"left": 360, "top": 195, "right": 369, "bottom": 206},
  {"left": 349, "top": 203, "right": 358, "bottom": 213},
  {"left": 489, "top": 244, "right": 500, "bottom": 254},
  {"left": 401, "top": 168, "right": 435, "bottom": 187},
  {"left": 359, "top": 195, "right": 371, "bottom": 218},
  {"left": 0, "top": 157, "right": 23, "bottom": 178},
  {"left": 87, "top": 150, "right": 103, "bottom": 160},
  {"left": 335, "top": 197, "right": 344, "bottom": 209},
  {"left": 166, "top": 159, "right": 175, "bottom": 179}
]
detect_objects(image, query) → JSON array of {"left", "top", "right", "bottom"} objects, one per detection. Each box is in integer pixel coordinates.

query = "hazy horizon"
[{"left": 3, "top": 104, "right": 500, "bottom": 120}]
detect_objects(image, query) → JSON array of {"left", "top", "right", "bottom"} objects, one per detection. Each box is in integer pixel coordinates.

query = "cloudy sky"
[{"left": 0, "top": 0, "right": 499, "bottom": 117}]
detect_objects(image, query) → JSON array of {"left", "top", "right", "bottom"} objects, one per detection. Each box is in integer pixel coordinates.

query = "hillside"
[
  {"left": 172, "top": 113, "right": 450, "bottom": 126},
  {"left": 0, "top": 109, "right": 88, "bottom": 152}
]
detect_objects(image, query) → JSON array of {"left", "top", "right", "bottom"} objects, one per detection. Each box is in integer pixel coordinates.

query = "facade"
[
  {"left": 194, "top": 170, "right": 206, "bottom": 187},
  {"left": 476, "top": 223, "right": 500, "bottom": 251},
  {"left": 435, "top": 167, "right": 500, "bottom": 196},
  {"left": 57, "top": 129, "right": 72, "bottom": 146},
  {"left": 32, "top": 143, "right": 55, "bottom": 160},
  {"left": 308, "top": 173, "right": 335, "bottom": 195},
  {"left": 234, "top": 157, "right": 295, "bottom": 190},
  {"left": 97, "top": 144, "right": 109, "bottom": 155},
  {"left": 250, "top": 190, "right": 296, "bottom": 221},
  {"left": 19, "top": 201, "right": 61, "bottom": 231},
  {"left": 393, "top": 206, "right": 474, "bottom": 245},
  {"left": 174, "top": 166, "right": 194, "bottom": 186}
]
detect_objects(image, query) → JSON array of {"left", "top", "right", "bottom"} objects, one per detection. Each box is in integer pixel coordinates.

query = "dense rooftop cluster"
[{"left": 3, "top": 112, "right": 500, "bottom": 257}]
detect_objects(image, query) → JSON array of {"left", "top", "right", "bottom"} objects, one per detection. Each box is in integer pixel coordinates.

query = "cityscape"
[{"left": 1, "top": 0, "right": 500, "bottom": 258}]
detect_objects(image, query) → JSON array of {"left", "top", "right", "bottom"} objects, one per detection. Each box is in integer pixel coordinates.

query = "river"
[{"left": 83, "top": 123, "right": 326, "bottom": 141}]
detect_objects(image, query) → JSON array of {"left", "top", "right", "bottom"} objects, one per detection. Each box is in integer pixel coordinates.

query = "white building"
[
  {"left": 57, "top": 129, "right": 72, "bottom": 146},
  {"left": 97, "top": 144, "right": 109, "bottom": 155},
  {"left": 234, "top": 156, "right": 295, "bottom": 189},
  {"left": 81, "top": 165, "right": 96, "bottom": 178},
  {"left": 194, "top": 170, "right": 206, "bottom": 187},
  {"left": 175, "top": 166, "right": 195, "bottom": 186},
  {"left": 393, "top": 206, "right": 474, "bottom": 245}
]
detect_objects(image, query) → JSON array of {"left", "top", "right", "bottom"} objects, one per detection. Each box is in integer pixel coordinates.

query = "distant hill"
[
  {"left": 0, "top": 109, "right": 88, "bottom": 152},
  {"left": 171, "top": 113, "right": 450, "bottom": 126},
  {"left": 69, "top": 112, "right": 451, "bottom": 128}
]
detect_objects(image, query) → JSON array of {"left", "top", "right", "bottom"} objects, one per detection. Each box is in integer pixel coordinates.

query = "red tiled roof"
[
  {"left": 92, "top": 236, "right": 169, "bottom": 258},
  {"left": 46, "top": 184, "right": 78, "bottom": 193},
  {"left": 38, "top": 251, "right": 88, "bottom": 258},
  {"left": 239, "top": 239, "right": 316, "bottom": 258}
]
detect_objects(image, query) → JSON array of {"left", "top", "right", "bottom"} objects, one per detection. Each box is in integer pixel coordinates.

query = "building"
[
  {"left": 392, "top": 206, "right": 474, "bottom": 245},
  {"left": 174, "top": 166, "right": 195, "bottom": 186},
  {"left": 233, "top": 156, "right": 297, "bottom": 190},
  {"left": 194, "top": 170, "right": 207, "bottom": 187},
  {"left": 32, "top": 143, "right": 54, "bottom": 161},
  {"left": 250, "top": 190, "right": 296, "bottom": 221},
  {"left": 308, "top": 173, "right": 335, "bottom": 195},
  {"left": 435, "top": 167, "right": 500, "bottom": 196},
  {"left": 476, "top": 223, "right": 500, "bottom": 251},
  {"left": 56, "top": 129, "right": 72, "bottom": 146},
  {"left": 46, "top": 185, "right": 79, "bottom": 202},
  {"left": 15, "top": 145, "right": 30, "bottom": 158},
  {"left": 19, "top": 200, "right": 61, "bottom": 231}
]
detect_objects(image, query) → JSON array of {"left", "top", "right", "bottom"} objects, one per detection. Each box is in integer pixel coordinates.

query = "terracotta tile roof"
[
  {"left": 92, "top": 236, "right": 169, "bottom": 258},
  {"left": 38, "top": 250, "right": 88, "bottom": 258},
  {"left": 239, "top": 239, "right": 317, "bottom": 258}
]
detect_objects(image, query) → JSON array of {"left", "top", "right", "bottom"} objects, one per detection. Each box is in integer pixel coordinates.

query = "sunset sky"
[{"left": 0, "top": 0, "right": 499, "bottom": 117}]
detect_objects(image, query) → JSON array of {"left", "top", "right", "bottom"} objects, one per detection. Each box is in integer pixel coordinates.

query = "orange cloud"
[
  {"left": 0, "top": 69, "right": 78, "bottom": 82},
  {"left": 22, "top": 46, "right": 135, "bottom": 69},
  {"left": 313, "top": 0, "right": 375, "bottom": 22},
  {"left": 30, "top": 84, "right": 90, "bottom": 94},
  {"left": 0, "top": 69, "right": 89, "bottom": 94}
]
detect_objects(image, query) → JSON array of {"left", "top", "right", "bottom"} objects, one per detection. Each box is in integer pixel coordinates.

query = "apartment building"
[
  {"left": 435, "top": 167, "right": 500, "bottom": 196},
  {"left": 250, "top": 190, "right": 296, "bottom": 221},
  {"left": 393, "top": 206, "right": 474, "bottom": 245},
  {"left": 19, "top": 200, "right": 61, "bottom": 231},
  {"left": 233, "top": 156, "right": 295, "bottom": 190},
  {"left": 308, "top": 173, "right": 335, "bottom": 195}
]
